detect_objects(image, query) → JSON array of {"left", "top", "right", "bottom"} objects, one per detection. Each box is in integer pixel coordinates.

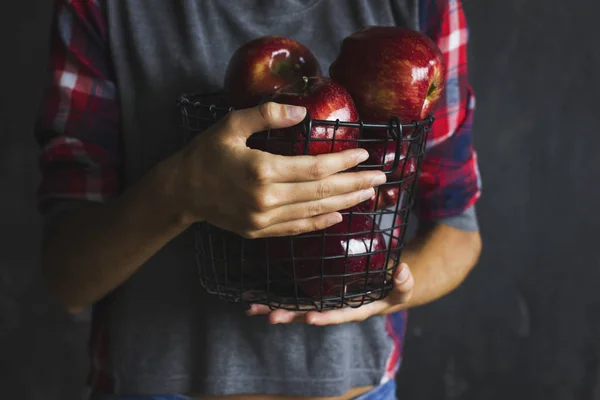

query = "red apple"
[
  {"left": 352, "top": 140, "right": 418, "bottom": 212},
  {"left": 356, "top": 185, "right": 400, "bottom": 212},
  {"left": 248, "top": 76, "right": 360, "bottom": 156},
  {"left": 268, "top": 214, "right": 387, "bottom": 298},
  {"left": 362, "top": 140, "right": 417, "bottom": 183},
  {"left": 329, "top": 26, "right": 446, "bottom": 125},
  {"left": 224, "top": 36, "right": 322, "bottom": 109},
  {"left": 390, "top": 215, "right": 405, "bottom": 250}
]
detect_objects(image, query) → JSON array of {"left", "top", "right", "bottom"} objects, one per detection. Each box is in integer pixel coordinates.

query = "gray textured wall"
[{"left": 1, "top": 1, "right": 598, "bottom": 399}]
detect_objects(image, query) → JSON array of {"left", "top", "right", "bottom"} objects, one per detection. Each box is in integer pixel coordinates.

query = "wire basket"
[{"left": 177, "top": 92, "right": 433, "bottom": 311}]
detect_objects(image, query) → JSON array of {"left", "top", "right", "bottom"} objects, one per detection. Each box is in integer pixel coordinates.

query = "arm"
[
  {"left": 36, "top": 1, "right": 387, "bottom": 314},
  {"left": 389, "top": 212, "right": 482, "bottom": 311},
  {"left": 36, "top": 0, "right": 188, "bottom": 313},
  {"left": 395, "top": 0, "right": 483, "bottom": 309}
]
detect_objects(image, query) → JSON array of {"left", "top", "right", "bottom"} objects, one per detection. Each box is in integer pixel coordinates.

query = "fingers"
[
  {"left": 227, "top": 102, "right": 307, "bottom": 139},
  {"left": 304, "top": 301, "right": 388, "bottom": 326},
  {"left": 271, "top": 170, "right": 386, "bottom": 206},
  {"left": 246, "top": 304, "right": 271, "bottom": 316},
  {"left": 246, "top": 305, "right": 310, "bottom": 324},
  {"left": 267, "top": 148, "right": 371, "bottom": 183},
  {"left": 245, "top": 264, "right": 415, "bottom": 326},
  {"left": 268, "top": 309, "right": 306, "bottom": 324},
  {"left": 238, "top": 212, "right": 343, "bottom": 239},
  {"left": 389, "top": 263, "right": 414, "bottom": 304},
  {"left": 259, "top": 187, "right": 375, "bottom": 225}
]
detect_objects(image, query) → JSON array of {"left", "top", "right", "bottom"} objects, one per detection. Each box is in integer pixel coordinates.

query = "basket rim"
[{"left": 177, "top": 92, "right": 435, "bottom": 130}]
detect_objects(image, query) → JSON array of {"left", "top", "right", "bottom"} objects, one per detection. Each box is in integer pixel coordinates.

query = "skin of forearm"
[
  {"left": 385, "top": 222, "right": 482, "bottom": 313},
  {"left": 41, "top": 154, "right": 190, "bottom": 314}
]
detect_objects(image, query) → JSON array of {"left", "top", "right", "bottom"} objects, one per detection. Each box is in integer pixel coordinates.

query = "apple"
[
  {"left": 224, "top": 36, "right": 322, "bottom": 109},
  {"left": 362, "top": 140, "right": 417, "bottom": 183},
  {"left": 329, "top": 26, "right": 446, "bottom": 125},
  {"left": 248, "top": 76, "right": 360, "bottom": 156},
  {"left": 356, "top": 185, "right": 400, "bottom": 212},
  {"left": 390, "top": 215, "right": 405, "bottom": 250},
  {"left": 353, "top": 141, "right": 417, "bottom": 212},
  {"left": 268, "top": 213, "right": 387, "bottom": 298}
]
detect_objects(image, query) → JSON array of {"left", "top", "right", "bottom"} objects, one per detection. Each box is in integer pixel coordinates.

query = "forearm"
[
  {"left": 41, "top": 155, "right": 189, "bottom": 314},
  {"left": 391, "top": 221, "right": 482, "bottom": 311}
]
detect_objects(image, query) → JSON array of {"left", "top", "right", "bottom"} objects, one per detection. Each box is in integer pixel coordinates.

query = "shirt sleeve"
[
  {"left": 415, "top": 0, "right": 482, "bottom": 222},
  {"left": 34, "top": 0, "right": 120, "bottom": 219}
]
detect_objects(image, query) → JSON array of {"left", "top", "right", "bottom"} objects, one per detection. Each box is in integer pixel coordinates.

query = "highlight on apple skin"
[
  {"left": 247, "top": 76, "right": 361, "bottom": 156},
  {"left": 329, "top": 26, "right": 447, "bottom": 124},
  {"left": 224, "top": 35, "right": 322, "bottom": 109},
  {"left": 267, "top": 213, "right": 388, "bottom": 298}
]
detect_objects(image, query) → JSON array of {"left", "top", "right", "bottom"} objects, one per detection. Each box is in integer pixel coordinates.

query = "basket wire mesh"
[{"left": 177, "top": 92, "right": 433, "bottom": 311}]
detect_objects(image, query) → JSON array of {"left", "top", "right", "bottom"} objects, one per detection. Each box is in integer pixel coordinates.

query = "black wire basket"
[{"left": 177, "top": 92, "right": 433, "bottom": 311}]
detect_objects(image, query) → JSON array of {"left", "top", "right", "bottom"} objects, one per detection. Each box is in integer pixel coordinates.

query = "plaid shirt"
[{"left": 35, "top": 0, "right": 481, "bottom": 222}]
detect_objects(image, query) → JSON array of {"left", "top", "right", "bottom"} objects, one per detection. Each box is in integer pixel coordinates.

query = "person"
[{"left": 34, "top": 0, "right": 482, "bottom": 399}]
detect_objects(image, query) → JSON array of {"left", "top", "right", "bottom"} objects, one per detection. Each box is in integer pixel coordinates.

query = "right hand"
[{"left": 171, "top": 102, "right": 387, "bottom": 238}]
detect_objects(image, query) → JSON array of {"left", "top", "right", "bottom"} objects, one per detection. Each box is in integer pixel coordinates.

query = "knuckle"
[
  {"left": 247, "top": 212, "right": 269, "bottom": 230},
  {"left": 317, "top": 180, "right": 333, "bottom": 199},
  {"left": 355, "top": 176, "right": 367, "bottom": 191},
  {"left": 313, "top": 217, "right": 330, "bottom": 232},
  {"left": 308, "top": 160, "right": 327, "bottom": 180},
  {"left": 239, "top": 229, "right": 258, "bottom": 240},
  {"left": 307, "top": 201, "right": 323, "bottom": 217},
  {"left": 251, "top": 188, "right": 277, "bottom": 210},
  {"left": 288, "top": 221, "right": 308, "bottom": 237},
  {"left": 246, "top": 159, "right": 273, "bottom": 184},
  {"left": 311, "top": 218, "right": 338, "bottom": 231},
  {"left": 258, "top": 102, "right": 279, "bottom": 122}
]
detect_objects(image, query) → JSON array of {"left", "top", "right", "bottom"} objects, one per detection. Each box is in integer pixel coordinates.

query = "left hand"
[{"left": 245, "top": 262, "right": 414, "bottom": 326}]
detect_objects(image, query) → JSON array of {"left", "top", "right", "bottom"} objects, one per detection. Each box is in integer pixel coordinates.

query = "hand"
[
  {"left": 246, "top": 261, "right": 414, "bottom": 325},
  {"left": 170, "top": 102, "right": 387, "bottom": 238}
]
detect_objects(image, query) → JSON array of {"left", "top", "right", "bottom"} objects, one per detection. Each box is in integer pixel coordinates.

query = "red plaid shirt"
[{"left": 35, "top": 0, "right": 481, "bottom": 221}]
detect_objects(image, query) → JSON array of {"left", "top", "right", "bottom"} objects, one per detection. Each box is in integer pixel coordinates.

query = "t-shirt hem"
[{"left": 95, "top": 370, "right": 384, "bottom": 398}]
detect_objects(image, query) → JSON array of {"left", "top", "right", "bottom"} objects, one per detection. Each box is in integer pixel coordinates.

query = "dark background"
[{"left": 1, "top": 0, "right": 599, "bottom": 399}]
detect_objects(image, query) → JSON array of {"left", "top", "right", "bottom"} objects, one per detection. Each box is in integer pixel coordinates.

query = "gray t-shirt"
[{"left": 42, "top": 0, "right": 479, "bottom": 397}]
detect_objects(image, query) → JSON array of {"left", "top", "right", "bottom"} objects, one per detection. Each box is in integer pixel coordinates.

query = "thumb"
[
  {"left": 228, "top": 102, "right": 307, "bottom": 139},
  {"left": 392, "top": 263, "right": 414, "bottom": 299}
]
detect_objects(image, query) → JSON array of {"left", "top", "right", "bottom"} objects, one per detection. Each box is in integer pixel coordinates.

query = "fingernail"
[
  {"left": 356, "top": 150, "right": 370, "bottom": 163},
  {"left": 328, "top": 213, "right": 343, "bottom": 225},
  {"left": 371, "top": 173, "right": 387, "bottom": 186},
  {"left": 360, "top": 188, "right": 375, "bottom": 201},
  {"left": 285, "top": 105, "right": 306, "bottom": 120},
  {"left": 396, "top": 264, "right": 410, "bottom": 283}
]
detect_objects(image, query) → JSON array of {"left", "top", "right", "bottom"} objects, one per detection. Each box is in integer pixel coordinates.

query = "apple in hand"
[
  {"left": 268, "top": 214, "right": 387, "bottom": 298},
  {"left": 329, "top": 26, "right": 446, "bottom": 124},
  {"left": 248, "top": 76, "right": 360, "bottom": 156},
  {"left": 224, "top": 36, "right": 322, "bottom": 109}
]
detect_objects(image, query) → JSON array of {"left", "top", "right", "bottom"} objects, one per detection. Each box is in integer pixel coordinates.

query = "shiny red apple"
[
  {"left": 268, "top": 214, "right": 387, "bottom": 298},
  {"left": 356, "top": 185, "right": 400, "bottom": 212},
  {"left": 248, "top": 76, "right": 360, "bottom": 156},
  {"left": 329, "top": 26, "right": 446, "bottom": 125},
  {"left": 362, "top": 140, "right": 417, "bottom": 183},
  {"left": 224, "top": 36, "right": 322, "bottom": 109},
  {"left": 354, "top": 141, "right": 418, "bottom": 211},
  {"left": 390, "top": 215, "right": 405, "bottom": 250}
]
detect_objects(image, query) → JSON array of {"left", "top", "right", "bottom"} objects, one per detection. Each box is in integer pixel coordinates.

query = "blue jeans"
[{"left": 92, "top": 379, "right": 397, "bottom": 400}]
